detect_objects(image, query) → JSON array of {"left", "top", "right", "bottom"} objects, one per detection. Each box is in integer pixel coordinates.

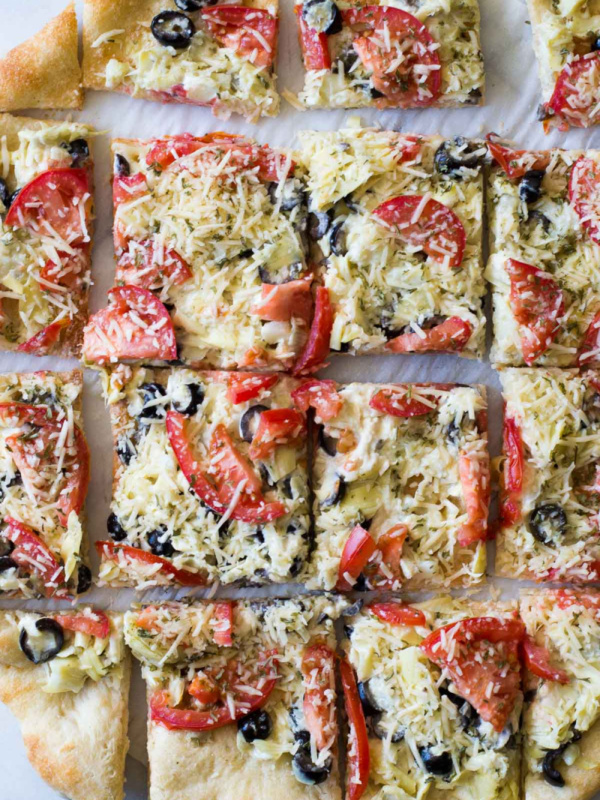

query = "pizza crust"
[
  {"left": 526, "top": 0, "right": 557, "bottom": 99},
  {"left": 0, "top": 3, "right": 82, "bottom": 111}
]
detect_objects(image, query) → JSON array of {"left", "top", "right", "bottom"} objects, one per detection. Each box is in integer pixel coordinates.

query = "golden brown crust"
[
  {"left": 0, "top": 4, "right": 82, "bottom": 111},
  {"left": 526, "top": 0, "right": 556, "bottom": 99}
]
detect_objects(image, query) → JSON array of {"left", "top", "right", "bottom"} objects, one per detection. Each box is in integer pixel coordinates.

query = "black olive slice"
[
  {"left": 19, "top": 618, "right": 64, "bottom": 664},
  {"left": 419, "top": 745, "right": 453, "bottom": 777},
  {"left": 320, "top": 474, "right": 345, "bottom": 507},
  {"left": 292, "top": 740, "right": 332, "bottom": 785},
  {"left": 267, "top": 178, "right": 306, "bottom": 211},
  {"left": 333, "top": 47, "right": 360, "bottom": 75},
  {"left": 342, "top": 598, "right": 363, "bottom": 617},
  {"left": 584, "top": 390, "right": 600, "bottom": 423},
  {"left": 240, "top": 404, "right": 269, "bottom": 443},
  {"left": 114, "top": 153, "right": 131, "bottom": 177},
  {"left": 308, "top": 210, "right": 332, "bottom": 241},
  {"left": 368, "top": 714, "right": 405, "bottom": 742},
  {"left": 148, "top": 526, "right": 175, "bottom": 557},
  {"left": 519, "top": 170, "right": 545, "bottom": 204},
  {"left": 107, "top": 512, "right": 128, "bottom": 542},
  {"left": 319, "top": 426, "right": 338, "bottom": 457},
  {"left": 76, "top": 564, "right": 92, "bottom": 594},
  {"left": 139, "top": 382, "right": 167, "bottom": 420},
  {"left": 434, "top": 137, "right": 485, "bottom": 179},
  {"left": 0, "top": 178, "right": 11, "bottom": 210},
  {"left": 528, "top": 503, "right": 567, "bottom": 545},
  {"left": 238, "top": 708, "right": 272, "bottom": 742},
  {"left": 64, "top": 138, "right": 90, "bottom": 168},
  {"left": 593, "top": 35, "right": 600, "bottom": 52},
  {"left": 526, "top": 209, "right": 551, "bottom": 233},
  {"left": 175, "top": 0, "right": 216, "bottom": 8},
  {"left": 151, "top": 11, "right": 195, "bottom": 48},
  {"left": 258, "top": 262, "right": 303, "bottom": 285},
  {"left": 301, "top": 0, "right": 342, "bottom": 34},
  {"left": 171, "top": 382, "right": 205, "bottom": 416},
  {"left": 0, "top": 555, "right": 17, "bottom": 573},
  {"left": 329, "top": 219, "right": 347, "bottom": 256},
  {"left": 358, "top": 680, "right": 381, "bottom": 716},
  {"left": 117, "top": 435, "right": 136, "bottom": 466},
  {"left": 542, "top": 729, "right": 581, "bottom": 787},
  {"left": 281, "top": 476, "right": 295, "bottom": 500}
]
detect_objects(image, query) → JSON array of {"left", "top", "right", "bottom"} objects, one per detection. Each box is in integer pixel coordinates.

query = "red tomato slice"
[
  {"left": 569, "top": 157, "right": 600, "bottom": 247},
  {"left": 39, "top": 248, "right": 88, "bottom": 292},
  {"left": 336, "top": 524, "right": 377, "bottom": 592},
  {"left": 297, "top": 14, "right": 331, "bottom": 70},
  {"left": 340, "top": 658, "right": 370, "bottom": 800},
  {"left": 5, "top": 169, "right": 90, "bottom": 243},
  {"left": 4, "top": 517, "right": 67, "bottom": 598},
  {"left": 82, "top": 285, "right": 178, "bottom": 364},
  {"left": 211, "top": 601, "right": 234, "bottom": 647},
  {"left": 0, "top": 402, "right": 57, "bottom": 427},
  {"left": 505, "top": 258, "right": 564, "bottom": 365},
  {"left": 301, "top": 643, "right": 337, "bottom": 752},
  {"left": 579, "top": 310, "right": 600, "bottom": 366},
  {"left": 374, "top": 195, "right": 466, "bottom": 267},
  {"left": 202, "top": 6, "right": 277, "bottom": 68},
  {"left": 368, "top": 602, "right": 426, "bottom": 627},
  {"left": 342, "top": 6, "right": 441, "bottom": 107},
  {"left": 146, "top": 133, "right": 206, "bottom": 172},
  {"left": 364, "top": 524, "right": 408, "bottom": 588},
  {"left": 291, "top": 379, "right": 342, "bottom": 422},
  {"left": 251, "top": 280, "right": 313, "bottom": 323},
  {"left": 547, "top": 52, "right": 600, "bottom": 129},
  {"left": 226, "top": 373, "right": 278, "bottom": 404},
  {"left": 486, "top": 134, "right": 550, "bottom": 180},
  {"left": 386, "top": 316, "right": 472, "bottom": 353},
  {"left": 293, "top": 286, "right": 333, "bottom": 376},
  {"left": 500, "top": 416, "right": 524, "bottom": 527},
  {"left": 113, "top": 172, "right": 147, "bottom": 207},
  {"left": 17, "top": 318, "right": 70, "bottom": 355},
  {"left": 521, "top": 634, "right": 569, "bottom": 684},
  {"left": 188, "top": 672, "right": 221, "bottom": 706},
  {"left": 457, "top": 451, "right": 490, "bottom": 547},
  {"left": 54, "top": 611, "right": 111, "bottom": 639},
  {"left": 369, "top": 386, "right": 440, "bottom": 417},
  {"left": 56, "top": 425, "right": 90, "bottom": 527},
  {"left": 116, "top": 240, "right": 193, "bottom": 290},
  {"left": 95, "top": 540, "right": 207, "bottom": 586},
  {"left": 210, "top": 422, "right": 264, "bottom": 499},
  {"left": 421, "top": 616, "right": 525, "bottom": 733},
  {"left": 555, "top": 589, "right": 600, "bottom": 615},
  {"left": 248, "top": 408, "right": 306, "bottom": 460}
]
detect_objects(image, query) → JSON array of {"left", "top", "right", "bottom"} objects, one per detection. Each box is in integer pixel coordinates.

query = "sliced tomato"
[
  {"left": 501, "top": 416, "right": 524, "bottom": 526},
  {"left": 116, "top": 240, "right": 193, "bottom": 290},
  {"left": 505, "top": 258, "right": 564, "bottom": 365},
  {"left": 486, "top": 134, "right": 550, "bottom": 180},
  {"left": 113, "top": 172, "right": 147, "bottom": 207},
  {"left": 555, "top": 589, "right": 600, "bottom": 615},
  {"left": 569, "top": 157, "right": 600, "bottom": 247},
  {"left": 457, "top": 451, "right": 490, "bottom": 547},
  {"left": 340, "top": 658, "right": 370, "bottom": 800},
  {"left": 385, "top": 316, "right": 473, "bottom": 353},
  {"left": 579, "top": 310, "right": 600, "bottom": 366},
  {"left": 374, "top": 195, "right": 466, "bottom": 267},
  {"left": 54, "top": 610, "right": 110, "bottom": 639},
  {"left": 301, "top": 643, "right": 337, "bottom": 752},
  {"left": 5, "top": 169, "right": 90, "bottom": 243},
  {"left": 336, "top": 524, "right": 377, "bottom": 592},
  {"left": 251, "top": 279, "right": 313, "bottom": 323},
  {"left": 364, "top": 524, "right": 408, "bottom": 588},
  {"left": 370, "top": 386, "right": 439, "bottom": 417},
  {"left": 210, "top": 422, "right": 264, "bottom": 499},
  {"left": 16, "top": 318, "right": 70, "bottom": 355},
  {"left": 39, "top": 248, "right": 88, "bottom": 292},
  {"left": 291, "top": 379, "right": 342, "bottom": 422},
  {"left": 521, "top": 634, "right": 569, "bottom": 684},
  {"left": 547, "top": 52, "right": 600, "bottom": 129},
  {"left": 0, "top": 402, "right": 56, "bottom": 427},
  {"left": 4, "top": 517, "right": 67, "bottom": 598},
  {"left": 146, "top": 133, "right": 205, "bottom": 172},
  {"left": 202, "top": 6, "right": 277, "bottom": 67},
  {"left": 293, "top": 286, "right": 333, "bottom": 376},
  {"left": 368, "top": 602, "right": 426, "bottom": 627},
  {"left": 226, "top": 373, "right": 278, "bottom": 404},
  {"left": 56, "top": 425, "right": 90, "bottom": 527},
  {"left": 188, "top": 672, "right": 221, "bottom": 705},
  {"left": 297, "top": 14, "right": 331, "bottom": 70},
  {"left": 248, "top": 408, "right": 306, "bottom": 460},
  {"left": 210, "top": 601, "right": 234, "bottom": 647},
  {"left": 96, "top": 540, "right": 207, "bottom": 586},
  {"left": 82, "top": 285, "right": 177, "bottom": 365},
  {"left": 421, "top": 616, "right": 525, "bottom": 733},
  {"left": 342, "top": 6, "right": 441, "bottom": 107}
]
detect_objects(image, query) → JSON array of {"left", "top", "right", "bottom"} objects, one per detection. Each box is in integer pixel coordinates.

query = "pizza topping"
[
  {"left": 385, "top": 316, "right": 473, "bottom": 353},
  {"left": 96, "top": 540, "right": 207, "bottom": 586},
  {"left": 116, "top": 240, "right": 193, "bottom": 292},
  {"left": 16, "top": 319, "right": 70, "bottom": 355},
  {"left": 251, "top": 279, "right": 313, "bottom": 323},
  {"left": 369, "top": 386, "right": 441, "bottom": 418},
  {"left": 500, "top": 416, "right": 524, "bottom": 526},
  {"left": 340, "top": 658, "right": 369, "bottom": 800},
  {"left": 238, "top": 709, "right": 272, "bottom": 742},
  {"left": 578, "top": 310, "right": 600, "bottom": 366},
  {"left": 297, "top": 12, "right": 331, "bottom": 70},
  {"left": 201, "top": 6, "right": 278, "bottom": 68},
  {"left": 368, "top": 602, "right": 426, "bottom": 627},
  {"left": 40, "top": 248, "right": 88, "bottom": 292},
  {"left": 4, "top": 517, "right": 67, "bottom": 598},
  {"left": 519, "top": 170, "right": 545, "bottom": 205},
  {"left": 336, "top": 524, "right": 377, "bottom": 591},
  {"left": 18, "top": 617, "right": 64, "bottom": 664},
  {"left": 291, "top": 379, "right": 342, "bottom": 421},
  {"left": 486, "top": 134, "right": 550, "bottom": 180},
  {"left": 227, "top": 373, "right": 278, "bottom": 405},
  {"left": 301, "top": 643, "right": 337, "bottom": 752},
  {"left": 239, "top": 404, "right": 269, "bottom": 443},
  {"left": 434, "top": 137, "right": 487, "bottom": 179},
  {"left": 547, "top": 53, "right": 600, "bottom": 129},
  {"left": 569, "top": 157, "right": 600, "bottom": 246},
  {"left": 457, "top": 450, "right": 490, "bottom": 546},
  {"left": 301, "top": 0, "right": 342, "bottom": 35},
  {"left": 364, "top": 525, "right": 407, "bottom": 589},
  {"left": 54, "top": 610, "right": 111, "bottom": 640},
  {"left": 292, "top": 286, "right": 333, "bottom": 375},
  {"left": 151, "top": 11, "right": 195, "bottom": 49},
  {"left": 210, "top": 601, "right": 234, "bottom": 647},
  {"left": 521, "top": 634, "right": 569, "bottom": 685},
  {"left": 528, "top": 503, "right": 567, "bottom": 546},
  {"left": 248, "top": 408, "right": 306, "bottom": 460}
]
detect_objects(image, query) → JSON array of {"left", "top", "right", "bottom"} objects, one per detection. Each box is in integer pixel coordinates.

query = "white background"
[{"left": 0, "top": 0, "right": 599, "bottom": 797}]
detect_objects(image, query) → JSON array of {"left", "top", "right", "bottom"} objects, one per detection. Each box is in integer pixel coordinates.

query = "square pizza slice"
[
  {"left": 0, "top": 370, "right": 91, "bottom": 598},
  {"left": 341, "top": 596, "right": 523, "bottom": 800},
  {"left": 83, "top": 0, "right": 279, "bottom": 121},
  {"left": 0, "top": 607, "right": 130, "bottom": 800},
  {"left": 521, "top": 589, "right": 600, "bottom": 800},
  {"left": 487, "top": 135, "right": 600, "bottom": 368},
  {"left": 82, "top": 133, "right": 317, "bottom": 372},
  {"left": 527, "top": 0, "right": 600, "bottom": 130},
  {"left": 0, "top": 113, "right": 94, "bottom": 357},
  {"left": 97, "top": 366, "right": 311, "bottom": 588},
  {"left": 497, "top": 368, "right": 600, "bottom": 584},
  {"left": 294, "top": 0, "right": 484, "bottom": 110},
  {"left": 299, "top": 125, "right": 486, "bottom": 358},
  {"left": 124, "top": 596, "right": 346, "bottom": 800},
  {"left": 303, "top": 379, "right": 489, "bottom": 591}
]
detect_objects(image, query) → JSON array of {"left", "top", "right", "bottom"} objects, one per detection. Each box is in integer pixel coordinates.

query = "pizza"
[
  {"left": 0, "top": 370, "right": 91, "bottom": 598},
  {"left": 294, "top": 0, "right": 484, "bottom": 110},
  {"left": 527, "top": 0, "right": 600, "bottom": 129},
  {"left": 298, "top": 125, "right": 486, "bottom": 358},
  {"left": 0, "top": 3, "right": 82, "bottom": 111},
  {"left": 82, "top": 133, "right": 321, "bottom": 372},
  {"left": 487, "top": 135, "right": 600, "bottom": 367},
  {"left": 0, "top": 607, "right": 130, "bottom": 800},
  {"left": 97, "top": 365, "right": 310, "bottom": 588},
  {"left": 124, "top": 595, "right": 346, "bottom": 800},
  {"left": 303, "top": 379, "right": 489, "bottom": 591},
  {"left": 341, "top": 595, "right": 524, "bottom": 800},
  {"left": 521, "top": 589, "right": 600, "bottom": 800},
  {"left": 0, "top": 113, "right": 94, "bottom": 357},
  {"left": 83, "top": 0, "right": 279, "bottom": 121},
  {"left": 497, "top": 367, "right": 600, "bottom": 584}
]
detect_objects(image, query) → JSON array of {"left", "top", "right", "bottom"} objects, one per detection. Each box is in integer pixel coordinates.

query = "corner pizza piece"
[
  {"left": 521, "top": 589, "right": 600, "bottom": 800},
  {"left": 97, "top": 366, "right": 310, "bottom": 588},
  {"left": 0, "top": 4, "right": 82, "bottom": 111},
  {"left": 497, "top": 368, "right": 600, "bottom": 583},
  {"left": 527, "top": 0, "right": 600, "bottom": 130},
  {"left": 304, "top": 380, "right": 489, "bottom": 591},
  {"left": 294, "top": 0, "right": 483, "bottom": 110},
  {"left": 0, "top": 608, "right": 130, "bottom": 800},
  {"left": 487, "top": 136, "right": 600, "bottom": 367},
  {"left": 83, "top": 0, "right": 279, "bottom": 121},
  {"left": 125, "top": 596, "right": 345, "bottom": 800},
  {"left": 83, "top": 134, "right": 318, "bottom": 372},
  {"left": 0, "top": 370, "right": 91, "bottom": 598},
  {"left": 298, "top": 125, "right": 486, "bottom": 358},
  {"left": 341, "top": 596, "right": 523, "bottom": 800}
]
